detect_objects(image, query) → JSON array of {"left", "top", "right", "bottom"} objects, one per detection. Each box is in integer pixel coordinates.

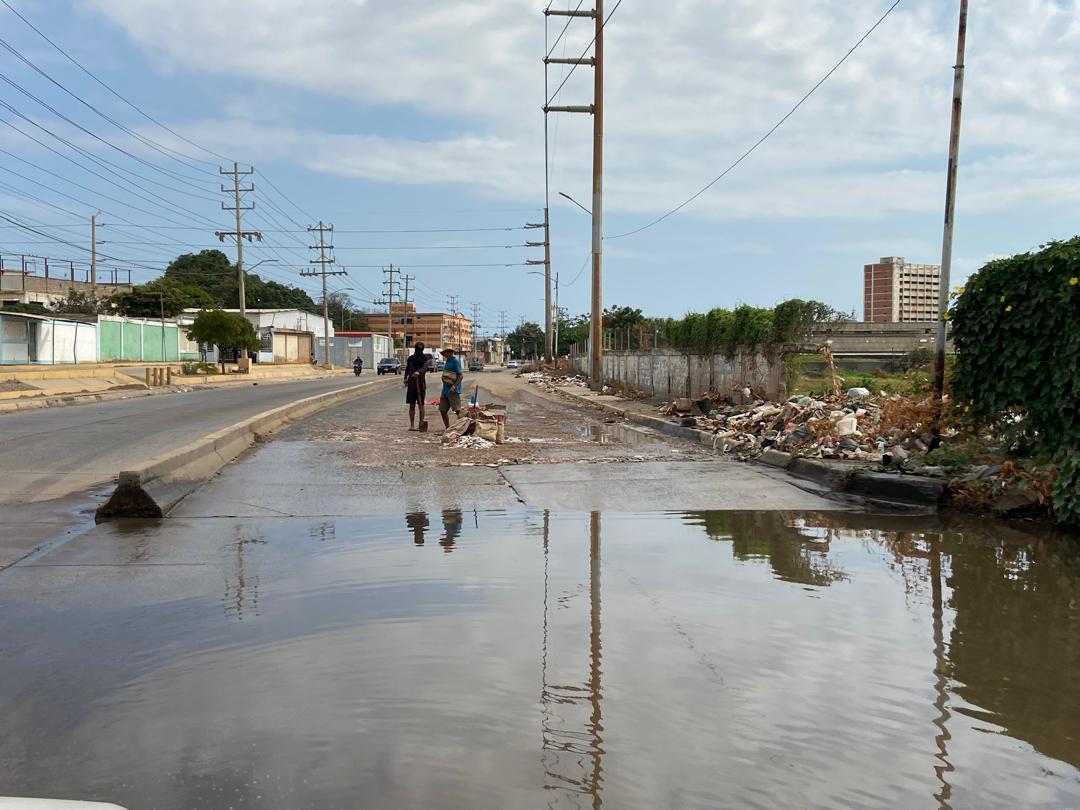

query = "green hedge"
[
  {"left": 663, "top": 299, "right": 834, "bottom": 356},
  {"left": 949, "top": 237, "right": 1080, "bottom": 524}
]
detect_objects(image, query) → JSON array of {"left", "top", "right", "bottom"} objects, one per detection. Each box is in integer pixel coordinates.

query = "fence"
[
  {"left": 569, "top": 344, "right": 785, "bottom": 401},
  {"left": 98, "top": 316, "right": 180, "bottom": 362}
]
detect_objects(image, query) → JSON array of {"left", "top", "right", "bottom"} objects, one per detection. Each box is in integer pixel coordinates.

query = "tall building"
[
  {"left": 863, "top": 256, "right": 942, "bottom": 322},
  {"left": 389, "top": 302, "right": 472, "bottom": 353}
]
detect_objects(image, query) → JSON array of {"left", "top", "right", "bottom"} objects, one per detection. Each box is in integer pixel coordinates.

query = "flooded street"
[{"left": 1, "top": 509, "right": 1078, "bottom": 809}]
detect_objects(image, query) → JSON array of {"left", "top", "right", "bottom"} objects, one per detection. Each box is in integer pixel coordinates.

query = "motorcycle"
[{"left": 353, "top": 360, "right": 363, "bottom": 376}]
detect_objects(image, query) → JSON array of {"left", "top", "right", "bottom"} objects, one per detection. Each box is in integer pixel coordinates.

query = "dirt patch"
[
  {"left": 0, "top": 380, "right": 37, "bottom": 393},
  {"left": 286, "top": 372, "right": 714, "bottom": 468}
]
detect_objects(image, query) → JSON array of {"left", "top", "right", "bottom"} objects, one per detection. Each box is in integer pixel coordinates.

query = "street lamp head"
[{"left": 558, "top": 191, "right": 592, "bottom": 216}]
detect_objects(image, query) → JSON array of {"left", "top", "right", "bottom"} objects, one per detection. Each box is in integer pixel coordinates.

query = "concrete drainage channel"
[
  {"left": 96, "top": 378, "right": 395, "bottom": 521},
  {"left": 552, "top": 387, "right": 945, "bottom": 511}
]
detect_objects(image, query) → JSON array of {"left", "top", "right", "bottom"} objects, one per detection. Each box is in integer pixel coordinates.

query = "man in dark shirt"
[{"left": 404, "top": 342, "right": 429, "bottom": 431}]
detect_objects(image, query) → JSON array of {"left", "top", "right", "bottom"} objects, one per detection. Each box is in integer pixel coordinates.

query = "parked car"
[
  {"left": 506, "top": 360, "right": 520, "bottom": 369},
  {"left": 377, "top": 357, "right": 401, "bottom": 375},
  {"left": 468, "top": 360, "right": 484, "bottom": 372},
  {"left": 435, "top": 359, "right": 446, "bottom": 371}
]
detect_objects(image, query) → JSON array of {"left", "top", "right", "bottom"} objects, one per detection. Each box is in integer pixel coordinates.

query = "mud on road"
[{"left": 286, "top": 370, "right": 716, "bottom": 468}]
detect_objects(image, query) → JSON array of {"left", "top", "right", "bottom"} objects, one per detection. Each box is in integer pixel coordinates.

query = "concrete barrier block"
[
  {"left": 846, "top": 471, "right": 945, "bottom": 505},
  {"left": 759, "top": 449, "right": 793, "bottom": 469}
]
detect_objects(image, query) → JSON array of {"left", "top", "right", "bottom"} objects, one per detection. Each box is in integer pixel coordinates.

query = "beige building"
[
  {"left": 389, "top": 302, "right": 472, "bottom": 353},
  {"left": 0, "top": 264, "right": 131, "bottom": 308},
  {"left": 863, "top": 256, "right": 942, "bottom": 323}
]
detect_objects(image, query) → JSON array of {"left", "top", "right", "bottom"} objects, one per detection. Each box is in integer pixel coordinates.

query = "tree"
[
  {"left": 507, "top": 321, "right": 546, "bottom": 359},
  {"left": 50, "top": 289, "right": 104, "bottom": 316},
  {"left": 185, "top": 309, "right": 261, "bottom": 373},
  {"left": 158, "top": 249, "right": 319, "bottom": 314},
  {"left": 603, "top": 305, "right": 644, "bottom": 330},
  {"left": 555, "top": 313, "right": 589, "bottom": 357},
  {"left": 109, "top": 277, "right": 215, "bottom": 318}
]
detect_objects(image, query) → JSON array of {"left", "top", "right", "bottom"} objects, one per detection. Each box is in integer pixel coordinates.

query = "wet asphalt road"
[{"left": 3, "top": 374, "right": 1078, "bottom": 808}]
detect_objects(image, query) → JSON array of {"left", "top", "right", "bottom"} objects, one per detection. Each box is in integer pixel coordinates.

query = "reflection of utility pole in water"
[
  {"left": 225, "top": 529, "right": 266, "bottom": 621},
  {"left": 930, "top": 535, "right": 954, "bottom": 808},
  {"left": 539, "top": 510, "right": 605, "bottom": 808}
]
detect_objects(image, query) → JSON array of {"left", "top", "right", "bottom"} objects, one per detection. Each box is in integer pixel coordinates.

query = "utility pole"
[
  {"left": 217, "top": 163, "right": 261, "bottom": 319},
  {"left": 300, "top": 222, "right": 345, "bottom": 368},
  {"left": 89, "top": 210, "right": 103, "bottom": 301},
  {"left": 383, "top": 265, "right": 400, "bottom": 357},
  {"left": 498, "top": 310, "right": 509, "bottom": 364},
  {"left": 471, "top": 302, "right": 481, "bottom": 363},
  {"left": 544, "top": 1, "right": 604, "bottom": 389},
  {"left": 931, "top": 0, "right": 969, "bottom": 448},
  {"left": 401, "top": 274, "right": 414, "bottom": 349},
  {"left": 553, "top": 271, "right": 561, "bottom": 360},
  {"left": 526, "top": 218, "right": 550, "bottom": 360}
]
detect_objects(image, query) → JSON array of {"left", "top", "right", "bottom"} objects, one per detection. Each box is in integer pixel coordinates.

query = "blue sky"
[{"left": 1, "top": 0, "right": 1078, "bottom": 332}]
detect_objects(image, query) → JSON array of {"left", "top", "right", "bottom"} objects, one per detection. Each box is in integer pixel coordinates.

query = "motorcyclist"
[{"left": 353, "top": 356, "right": 363, "bottom": 375}]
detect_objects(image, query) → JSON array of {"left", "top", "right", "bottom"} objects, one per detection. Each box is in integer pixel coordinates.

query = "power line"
[
  {"left": 0, "top": 36, "right": 218, "bottom": 179},
  {"left": 0, "top": 71, "right": 219, "bottom": 194},
  {"left": 545, "top": 0, "right": 587, "bottom": 59},
  {"left": 607, "top": 0, "right": 905, "bottom": 239},
  {"left": 0, "top": 0, "right": 229, "bottom": 165}
]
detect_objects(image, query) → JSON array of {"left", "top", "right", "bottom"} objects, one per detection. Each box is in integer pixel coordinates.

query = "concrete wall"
[
  {"left": 321, "top": 334, "right": 392, "bottom": 368},
  {"left": 98, "top": 317, "right": 180, "bottom": 362},
  {"left": 0, "top": 314, "right": 31, "bottom": 364},
  {"left": 36, "top": 320, "right": 97, "bottom": 364},
  {"left": 573, "top": 348, "right": 784, "bottom": 401},
  {"left": 808, "top": 321, "right": 951, "bottom": 356}
]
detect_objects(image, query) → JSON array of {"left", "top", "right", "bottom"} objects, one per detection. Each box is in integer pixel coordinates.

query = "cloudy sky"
[{"left": 1, "top": 0, "right": 1078, "bottom": 326}]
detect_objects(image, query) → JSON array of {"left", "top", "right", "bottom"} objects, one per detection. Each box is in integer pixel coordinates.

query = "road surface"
[
  {"left": 1, "top": 372, "right": 1075, "bottom": 809},
  {"left": 0, "top": 374, "right": 393, "bottom": 567}
]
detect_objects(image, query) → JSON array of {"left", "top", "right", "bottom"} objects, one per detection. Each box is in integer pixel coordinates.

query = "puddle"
[
  {"left": 580, "top": 420, "right": 667, "bottom": 447},
  {"left": 1, "top": 511, "right": 1078, "bottom": 808}
]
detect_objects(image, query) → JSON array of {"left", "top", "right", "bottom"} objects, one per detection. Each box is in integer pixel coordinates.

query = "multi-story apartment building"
[
  {"left": 863, "top": 256, "right": 942, "bottom": 323},
  {"left": 389, "top": 302, "right": 472, "bottom": 353}
]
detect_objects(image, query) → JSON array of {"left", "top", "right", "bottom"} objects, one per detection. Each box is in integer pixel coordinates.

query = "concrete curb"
[
  {"left": 548, "top": 384, "right": 944, "bottom": 508},
  {"left": 95, "top": 377, "right": 395, "bottom": 520}
]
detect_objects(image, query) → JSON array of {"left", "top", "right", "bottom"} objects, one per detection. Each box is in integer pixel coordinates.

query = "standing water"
[{"left": 0, "top": 510, "right": 1077, "bottom": 808}]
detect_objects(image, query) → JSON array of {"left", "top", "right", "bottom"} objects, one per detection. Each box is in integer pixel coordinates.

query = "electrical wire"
[
  {"left": 607, "top": 0, "right": 905, "bottom": 239},
  {"left": 545, "top": 0, "right": 588, "bottom": 60},
  {"left": 0, "top": 0, "right": 229, "bottom": 165}
]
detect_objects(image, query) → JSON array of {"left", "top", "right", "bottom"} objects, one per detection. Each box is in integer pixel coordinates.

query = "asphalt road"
[{"left": 0, "top": 374, "right": 390, "bottom": 505}]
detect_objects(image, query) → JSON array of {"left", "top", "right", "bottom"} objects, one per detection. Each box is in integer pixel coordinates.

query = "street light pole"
[{"left": 589, "top": 0, "right": 604, "bottom": 391}]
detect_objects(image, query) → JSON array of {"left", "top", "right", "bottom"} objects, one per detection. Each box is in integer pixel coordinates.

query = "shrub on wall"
[
  {"left": 664, "top": 299, "right": 835, "bottom": 356},
  {"left": 949, "top": 236, "right": 1080, "bottom": 524}
]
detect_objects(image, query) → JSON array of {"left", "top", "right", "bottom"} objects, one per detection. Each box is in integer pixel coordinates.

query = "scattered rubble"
[
  {"left": 445, "top": 435, "right": 496, "bottom": 450},
  {"left": 654, "top": 387, "right": 945, "bottom": 466}
]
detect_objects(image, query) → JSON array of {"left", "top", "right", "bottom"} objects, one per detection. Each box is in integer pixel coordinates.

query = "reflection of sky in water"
[{"left": 0, "top": 510, "right": 1077, "bottom": 809}]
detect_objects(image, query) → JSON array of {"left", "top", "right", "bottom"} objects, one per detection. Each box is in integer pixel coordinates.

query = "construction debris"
[{"left": 657, "top": 388, "right": 944, "bottom": 464}]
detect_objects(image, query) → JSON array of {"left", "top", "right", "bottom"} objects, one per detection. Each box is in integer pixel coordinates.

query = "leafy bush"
[
  {"left": 179, "top": 361, "right": 219, "bottom": 375},
  {"left": 949, "top": 236, "right": 1080, "bottom": 524},
  {"left": 665, "top": 299, "right": 834, "bottom": 356}
]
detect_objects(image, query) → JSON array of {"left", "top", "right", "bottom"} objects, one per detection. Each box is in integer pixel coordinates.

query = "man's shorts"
[
  {"left": 406, "top": 379, "right": 426, "bottom": 406},
  {"left": 439, "top": 390, "right": 462, "bottom": 414}
]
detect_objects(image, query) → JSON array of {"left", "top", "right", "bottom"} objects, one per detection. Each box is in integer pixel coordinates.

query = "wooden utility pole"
[
  {"left": 301, "top": 222, "right": 345, "bottom": 368},
  {"left": 544, "top": 1, "right": 604, "bottom": 389},
  {"left": 217, "top": 163, "right": 261, "bottom": 319},
  {"left": 932, "top": 0, "right": 969, "bottom": 447}
]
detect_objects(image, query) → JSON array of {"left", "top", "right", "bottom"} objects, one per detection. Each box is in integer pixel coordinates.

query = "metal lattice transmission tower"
[
  {"left": 300, "top": 222, "right": 346, "bottom": 367},
  {"left": 217, "top": 162, "right": 263, "bottom": 318}
]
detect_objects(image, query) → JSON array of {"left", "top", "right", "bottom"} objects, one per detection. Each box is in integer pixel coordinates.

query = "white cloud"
[{"left": 86, "top": 0, "right": 1080, "bottom": 227}]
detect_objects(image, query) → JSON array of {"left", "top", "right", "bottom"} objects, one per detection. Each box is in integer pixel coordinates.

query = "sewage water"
[{"left": 0, "top": 510, "right": 1078, "bottom": 809}]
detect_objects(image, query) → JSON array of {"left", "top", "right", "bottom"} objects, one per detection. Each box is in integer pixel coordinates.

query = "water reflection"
[
  {"left": 540, "top": 511, "right": 605, "bottom": 809},
  {"left": 2, "top": 509, "right": 1079, "bottom": 809},
  {"left": 406, "top": 512, "right": 429, "bottom": 545}
]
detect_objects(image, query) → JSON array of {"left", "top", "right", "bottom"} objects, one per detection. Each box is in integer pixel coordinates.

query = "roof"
[{"left": 0, "top": 310, "right": 98, "bottom": 324}]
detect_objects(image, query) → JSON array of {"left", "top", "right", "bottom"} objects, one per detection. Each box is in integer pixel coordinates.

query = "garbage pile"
[
  {"left": 523, "top": 372, "right": 589, "bottom": 395},
  {"left": 441, "top": 404, "right": 508, "bottom": 447},
  {"left": 660, "top": 387, "right": 940, "bottom": 464}
]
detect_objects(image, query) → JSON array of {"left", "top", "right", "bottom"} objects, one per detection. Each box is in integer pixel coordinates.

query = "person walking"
[
  {"left": 404, "top": 343, "right": 429, "bottom": 431},
  {"left": 438, "top": 347, "right": 464, "bottom": 428}
]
